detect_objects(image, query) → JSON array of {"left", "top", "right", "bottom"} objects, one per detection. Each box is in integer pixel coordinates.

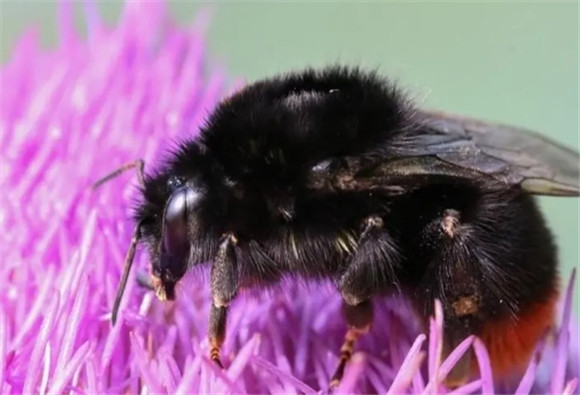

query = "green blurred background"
[{"left": 1, "top": 1, "right": 578, "bottom": 302}]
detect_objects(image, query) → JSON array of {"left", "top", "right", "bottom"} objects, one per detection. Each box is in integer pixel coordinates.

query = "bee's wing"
[
  {"left": 395, "top": 110, "right": 579, "bottom": 196},
  {"left": 308, "top": 110, "right": 579, "bottom": 196}
]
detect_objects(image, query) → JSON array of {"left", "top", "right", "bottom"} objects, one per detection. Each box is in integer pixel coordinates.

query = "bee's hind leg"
[{"left": 330, "top": 216, "right": 400, "bottom": 389}]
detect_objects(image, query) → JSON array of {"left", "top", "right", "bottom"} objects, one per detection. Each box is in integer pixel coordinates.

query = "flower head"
[{"left": 1, "top": 2, "right": 578, "bottom": 394}]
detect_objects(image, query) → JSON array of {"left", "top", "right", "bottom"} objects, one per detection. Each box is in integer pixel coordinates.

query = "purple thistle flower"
[{"left": 1, "top": 1, "right": 578, "bottom": 394}]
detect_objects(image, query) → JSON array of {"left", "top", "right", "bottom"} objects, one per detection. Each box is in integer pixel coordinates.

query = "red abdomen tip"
[{"left": 478, "top": 289, "right": 558, "bottom": 378}]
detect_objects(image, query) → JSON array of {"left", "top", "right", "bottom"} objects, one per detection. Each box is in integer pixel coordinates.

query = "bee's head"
[
  {"left": 137, "top": 164, "right": 218, "bottom": 301},
  {"left": 133, "top": 140, "right": 234, "bottom": 301},
  {"left": 148, "top": 176, "right": 205, "bottom": 300}
]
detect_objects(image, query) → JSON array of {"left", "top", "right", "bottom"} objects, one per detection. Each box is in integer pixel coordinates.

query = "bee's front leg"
[
  {"left": 208, "top": 233, "right": 239, "bottom": 368},
  {"left": 330, "top": 216, "right": 400, "bottom": 389}
]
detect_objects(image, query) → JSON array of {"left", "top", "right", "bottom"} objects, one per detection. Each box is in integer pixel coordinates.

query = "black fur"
[{"left": 133, "top": 66, "right": 559, "bottom": 380}]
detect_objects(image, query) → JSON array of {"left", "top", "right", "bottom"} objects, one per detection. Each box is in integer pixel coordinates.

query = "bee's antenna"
[
  {"left": 93, "top": 159, "right": 147, "bottom": 326},
  {"left": 92, "top": 159, "right": 145, "bottom": 189},
  {"left": 111, "top": 220, "right": 143, "bottom": 325}
]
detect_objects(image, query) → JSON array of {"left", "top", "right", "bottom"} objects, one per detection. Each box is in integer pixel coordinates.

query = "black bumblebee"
[{"left": 98, "top": 66, "right": 579, "bottom": 388}]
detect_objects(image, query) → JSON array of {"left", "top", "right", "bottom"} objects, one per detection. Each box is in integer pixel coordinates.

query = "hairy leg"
[
  {"left": 404, "top": 186, "right": 558, "bottom": 385},
  {"left": 331, "top": 215, "right": 400, "bottom": 388},
  {"left": 208, "top": 233, "right": 239, "bottom": 367}
]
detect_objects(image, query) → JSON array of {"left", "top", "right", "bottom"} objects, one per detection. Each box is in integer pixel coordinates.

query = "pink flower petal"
[{"left": 1, "top": 1, "right": 577, "bottom": 394}]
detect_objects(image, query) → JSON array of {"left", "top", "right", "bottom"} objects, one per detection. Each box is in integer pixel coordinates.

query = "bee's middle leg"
[
  {"left": 329, "top": 301, "right": 373, "bottom": 389},
  {"left": 330, "top": 216, "right": 400, "bottom": 388}
]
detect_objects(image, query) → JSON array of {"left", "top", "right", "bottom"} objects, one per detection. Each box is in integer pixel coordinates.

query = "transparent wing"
[
  {"left": 307, "top": 110, "right": 579, "bottom": 196},
  {"left": 403, "top": 110, "right": 579, "bottom": 196}
]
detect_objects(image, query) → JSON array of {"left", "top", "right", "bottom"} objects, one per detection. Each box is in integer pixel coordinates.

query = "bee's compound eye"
[
  {"left": 165, "top": 187, "right": 200, "bottom": 225},
  {"left": 163, "top": 187, "right": 201, "bottom": 255},
  {"left": 167, "top": 175, "right": 184, "bottom": 192}
]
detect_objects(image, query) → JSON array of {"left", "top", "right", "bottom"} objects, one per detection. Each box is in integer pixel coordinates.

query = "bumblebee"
[{"left": 97, "top": 66, "right": 579, "bottom": 387}]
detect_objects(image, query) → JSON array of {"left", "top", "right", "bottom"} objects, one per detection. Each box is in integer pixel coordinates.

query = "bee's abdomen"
[{"left": 477, "top": 286, "right": 558, "bottom": 378}]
